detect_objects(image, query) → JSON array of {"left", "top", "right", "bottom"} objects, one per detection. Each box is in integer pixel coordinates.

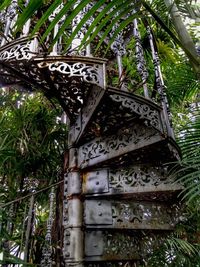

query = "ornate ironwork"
[
  {"left": 78, "top": 123, "right": 161, "bottom": 168},
  {"left": 0, "top": 3, "right": 182, "bottom": 266},
  {"left": 5, "top": 0, "right": 18, "bottom": 20},
  {"left": 48, "top": 3, "right": 64, "bottom": 22},
  {"left": 133, "top": 19, "right": 149, "bottom": 98},
  {"left": 109, "top": 10, "right": 126, "bottom": 57},
  {"left": 38, "top": 57, "right": 106, "bottom": 89},
  {"left": 71, "top": 1, "right": 94, "bottom": 55},
  {"left": 109, "top": 165, "right": 171, "bottom": 190},
  {"left": 82, "top": 166, "right": 182, "bottom": 198},
  {"left": 84, "top": 200, "right": 180, "bottom": 229},
  {"left": 109, "top": 94, "right": 162, "bottom": 131},
  {"left": 85, "top": 230, "right": 167, "bottom": 260},
  {"left": 48, "top": 62, "right": 101, "bottom": 85},
  {"left": 147, "top": 26, "right": 174, "bottom": 138},
  {"left": 41, "top": 189, "right": 55, "bottom": 267},
  {"left": 0, "top": 41, "right": 33, "bottom": 60}
]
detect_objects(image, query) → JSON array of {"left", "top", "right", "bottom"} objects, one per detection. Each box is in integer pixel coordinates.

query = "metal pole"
[
  {"left": 133, "top": 19, "right": 149, "bottom": 98},
  {"left": 63, "top": 126, "right": 83, "bottom": 267},
  {"left": 147, "top": 26, "right": 174, "bottom": 138}
]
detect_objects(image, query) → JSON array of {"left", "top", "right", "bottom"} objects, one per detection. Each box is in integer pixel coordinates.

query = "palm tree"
[{"left": 0, "top": 89, "right": 67, "bottom": 265}]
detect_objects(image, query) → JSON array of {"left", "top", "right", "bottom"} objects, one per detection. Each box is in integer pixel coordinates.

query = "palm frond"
[{"left": 174, "top": 112, "right": 200, "bottom": 204}]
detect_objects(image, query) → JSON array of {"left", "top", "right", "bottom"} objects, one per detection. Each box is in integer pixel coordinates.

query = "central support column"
[{"left": 63, "top": 126, "right": 83, "bottom": 267}]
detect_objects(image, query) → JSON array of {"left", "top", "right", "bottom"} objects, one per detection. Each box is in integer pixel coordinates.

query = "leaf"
[
  {"left": 15, "top": 0, "right": 43, "bottom": 33},
  {"left": 64, "top": 0, "right": 107, "bottom": 51},
  {"left": 31, "top": 0, "right": 62, "bottom": 36},
  {"left": 0, "top": 0, "right": 11, "bottom": 11}
]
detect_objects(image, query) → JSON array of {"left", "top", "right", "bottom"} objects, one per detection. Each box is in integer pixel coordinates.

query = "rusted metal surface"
[
  {"left": 84, "top": 230, "right": 168, "bottom": 261},
  {"left": 84, "top": 200, "right": 180, "bottom": 230},
  {"left": 82, "top": 166, "right": 182, "bottom": 198}
]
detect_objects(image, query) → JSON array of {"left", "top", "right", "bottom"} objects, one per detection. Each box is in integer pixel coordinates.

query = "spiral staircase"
[{"left": 0, "top": 2, "right": 183, "bottom": 267}]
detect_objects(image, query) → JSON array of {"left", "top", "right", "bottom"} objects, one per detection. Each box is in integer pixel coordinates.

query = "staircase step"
[
  {"left": 82, "top": 166, "right": 182, "bottom": 200},
  {"left": 83, "top": 230, "right": 169, "bottom": 262},
  {"left": 78, "top": 122, "right": 180, "bottom": 169},
  {"left": 84, "top": 199, "right": 180, "bottom": 230}
]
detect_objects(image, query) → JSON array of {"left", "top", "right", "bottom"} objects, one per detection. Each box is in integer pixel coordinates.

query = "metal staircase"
[{"left": 0, "top": 2, "right": 183, "bottom": 266}]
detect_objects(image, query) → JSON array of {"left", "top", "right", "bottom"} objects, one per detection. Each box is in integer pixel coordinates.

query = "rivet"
[
  {"left": 66, "top": 241, "right": 70, "bottom": 245},
  {"left": 98, "top": 202, "right": 101, "bottom": 206},
  {"left": 98, "top": 212, "right": 102, "bottom": 216},
  {"left": 65, "top": 252, "right": 70, "bottom": 257},
  {"left": 94, "top": 244, "right": 98, "bottom": 247},
  {"left": 96, "top": 181, "right": 99, "bottom": 185}
]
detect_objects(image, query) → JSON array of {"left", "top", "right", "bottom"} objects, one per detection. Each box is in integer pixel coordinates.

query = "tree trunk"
[{"left": 164, "top": 0, "right": 200, "bottom": 77}]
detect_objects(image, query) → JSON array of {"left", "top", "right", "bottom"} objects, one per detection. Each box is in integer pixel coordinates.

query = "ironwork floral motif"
[
  {"left": 109, "top": 165, "right": 171, "bottom": 190},
  {"left": 110, "top": 94, "right": 162, "bottom": 131},
  {"left": 41, "top": 189, "right": 55, "bottom": 267},
  {"left": 103, "top": 232, "right": 140, "bottom": 258},
  {"left": 48, "top": 3, "right": 64, "bottom": 22},
  {"left": 133, "top": 19, "right": 149, "bottom": 84},
  {"left": 79, "top": 123, "right": 159, "bottom": 167},
  {"left": 0, "top": 42, "right": 33, "bottom": 61},
  {"left": 73, "top": 1, "right": 94, "bottom": 36},
  {"left": 48, "top": 62, "right": 101, "bottom": 85},
  {"left": 109, "top": 10, "right": 126, "bottom": 56},
  {"left": 112, "top": 202, "right": 179, "bottom": 228},
  {"left": 86, "top": 262, "right": 136, "bottom": 267}
]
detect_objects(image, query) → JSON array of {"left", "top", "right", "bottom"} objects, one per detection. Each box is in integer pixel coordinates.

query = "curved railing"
[{"left": 0, "top": 1, "right": 174, "bottom": 138}]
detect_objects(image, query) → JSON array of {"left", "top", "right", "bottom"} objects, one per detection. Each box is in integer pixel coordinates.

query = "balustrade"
[{"left": 0, "top": 1, "right": 174, "bottom": 136}]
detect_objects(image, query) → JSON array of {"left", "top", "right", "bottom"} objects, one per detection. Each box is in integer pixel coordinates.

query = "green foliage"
[
  {"left": 0, "top": 89, "right": 67, "bottom": 265},
  {"left": 175, "top": 112, "right": 200, "bottom": 204},
  {"left": 0, "top": 1, "right": 199, "bottom": 265}
]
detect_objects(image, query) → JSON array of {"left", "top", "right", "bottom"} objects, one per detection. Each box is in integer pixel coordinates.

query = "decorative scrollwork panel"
[
  {"left": 109, "top": 94, "right": 162, "bottom": 132},
  {"left": 85, "top": 230, "right": 168, "bottom": 261},
  {"left": 109, "top": 165, "right": 174, "bottom": 192},
  {"left": 86, "top": 262, "right": 139, "bottom": 267},
  {"left": 84, "top": 200, "right": 180, "bottom": 230},
  {"left": 72, "top": 86, "right": 105, "bottom": 143},
  {"left": 38, "top": 60, "right": 106, "bottom": 89},
  {"left": 78, "top": 123, "right": 162, "bottom": 168},
  {"left": 85, "top": 231, "right": 140, "bottom": 260},
  {"left": 82, "top": 166, "right": 182, "bottom": 199},
  {"left": 0, "top": 37, "right": 39, "bottom": 61}
]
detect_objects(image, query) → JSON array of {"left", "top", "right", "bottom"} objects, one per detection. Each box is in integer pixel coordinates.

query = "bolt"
[
  {"left": 65, "top": 231, "right": 70, "bottom": 236},
  {"left": 65, "top": 252, "right": 70, "bottom": 257}
]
